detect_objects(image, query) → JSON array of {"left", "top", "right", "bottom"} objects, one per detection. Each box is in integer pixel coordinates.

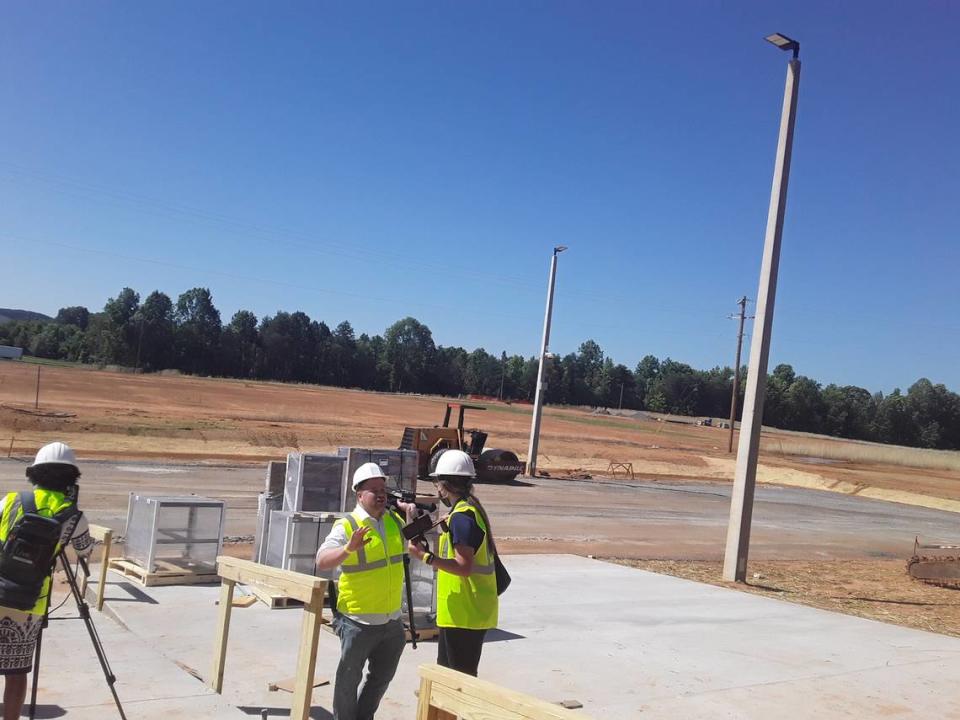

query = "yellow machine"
[{"left": 400, "top": 403, "right": 525, "bottom": 483}]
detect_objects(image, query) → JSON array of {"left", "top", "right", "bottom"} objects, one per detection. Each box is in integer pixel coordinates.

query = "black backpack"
[{"left": 0, "top": 491, "right": 80, "bottom": 611}]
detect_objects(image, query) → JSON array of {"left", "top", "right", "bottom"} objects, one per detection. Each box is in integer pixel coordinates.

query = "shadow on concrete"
[
  {"left": 27, "top": 705, "right": 67, "bottom": 718},
  {"left": 485, "top": 628, "right": 525, "bottom": 642},
  {"left": 238, "top": 706, "right": 333, "bottom": 719},
  {"left": 104, "top": 581, "right": 160, "bottom": 604}
]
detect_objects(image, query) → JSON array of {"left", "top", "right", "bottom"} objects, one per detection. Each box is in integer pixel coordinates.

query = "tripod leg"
[
  {"left": 28, "top": 603, "right": 49, "bottom": 720},
  {"left": 59, "top": 555, "right": 127, "bottom": 720},
  {"left": 402, "top": 554, "right": 418, "bottom": 649}
]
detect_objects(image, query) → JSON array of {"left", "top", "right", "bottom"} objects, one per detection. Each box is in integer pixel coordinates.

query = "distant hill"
[{"left": 0, "top": 308, "right": 53, "bottom": 324}]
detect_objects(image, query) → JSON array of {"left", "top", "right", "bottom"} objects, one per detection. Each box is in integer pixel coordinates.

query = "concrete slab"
[
  {"left": 19, "top": 591, "right": 246, "bottom": 718},
  {"left": 87, "top": 554, "right": 960, "bottom": 719}
]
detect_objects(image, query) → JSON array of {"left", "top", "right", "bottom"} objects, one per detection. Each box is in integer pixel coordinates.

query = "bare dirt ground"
[
  {"left": 3, "top": 361, "right": 959, "bottom": 505},
  {"left": 4, "top": 361, "right": 960, "bottom": 636},
  {"left": 611, "top": 559, "right": 960, "bottom": 639}
]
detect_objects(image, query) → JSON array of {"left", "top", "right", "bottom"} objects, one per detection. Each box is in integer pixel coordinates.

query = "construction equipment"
[
  {"left": 906, "top": 536, "right": 960, "bottom": 588},
  {"left": 399, "top": 403, "right": 525, "bottom": 483}
]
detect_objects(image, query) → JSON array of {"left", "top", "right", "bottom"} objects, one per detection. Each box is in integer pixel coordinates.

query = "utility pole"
[
  {"left": 527, "top": 245, "right": 567, "bottom": 477},
  {"left": 498, "top": 352, "right": 506, "bottom": 401},
  {"left": 723, "top": 34, "right": 801, "bottom": 583},
  {"left": 618, "top": 382, "right": 625, "bottom": 411},
  {"left": 34, "top": 365, "right": 41, "bottom": 410},
  {"left": 727, "top": 297, "right": 752, "bottom": 453}
]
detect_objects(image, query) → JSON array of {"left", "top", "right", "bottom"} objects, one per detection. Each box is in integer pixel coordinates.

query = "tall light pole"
[
  {"left": 527, "top": 245, "right": 567, "bottom": 477},
  {"left": 723, "top": 33, "right": 801, "bottom": 582}
]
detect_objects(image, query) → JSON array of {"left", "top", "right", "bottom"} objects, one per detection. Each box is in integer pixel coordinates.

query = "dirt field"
[
  {"left": 612, "top": 559, "right": 960, "bottom": 639},
  {"left": 5, "top": 361, "right": 960, "bottom": 636},
  {"left": 3, "top": 361, "right": 960, "bottom": 508}
]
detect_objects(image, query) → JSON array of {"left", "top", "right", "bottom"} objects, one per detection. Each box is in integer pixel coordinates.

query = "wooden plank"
[
  {"left": 417, "top": 664, "right": 592, "bottom": 720},
  {"left": 289, "top": 589, "right": 326, "bottom": 720},
  {"left": 209, "top": 579, "right": 235, "bottom": 693},
  {"left": 417, "top": 676, "right": 436, "bottom": 720},
  {"left": 406, "top": 626, "right": 439, "bottom": 642},
  {"left": 95, "top": 528, "right": 112, "bottom": 611},
  {"left": 247, "top": 583, "right": 305, "bottom": 609},
  {"left": 108, "top": 558, "right": 219, "bottom": 587},
  {"left": 216, "top": 556, "right": 324, "bottom": 604}
]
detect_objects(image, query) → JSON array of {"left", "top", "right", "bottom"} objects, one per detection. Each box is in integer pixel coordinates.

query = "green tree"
[
  {"left": 137, "top": 291, "right": 175, "bottom": 371},
  {"left": 174, "top": 288, "right": 222, "bottom": 375},
  {"left": 55, "top": 306, "right": 90, "bottom": 330},
  {"left": 382, "top": 317, "right": 436, "bottom": 393}
]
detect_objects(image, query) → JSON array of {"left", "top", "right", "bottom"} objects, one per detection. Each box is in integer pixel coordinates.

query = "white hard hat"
[
  {"left": 352, "top": 462, "right": 387, "bottom": 490},
  {"left": 430, "top": 450, "right": 475, "bottom": 478},
  {"left": 31, "top": 442, "right": 79, "bottom": 469}
]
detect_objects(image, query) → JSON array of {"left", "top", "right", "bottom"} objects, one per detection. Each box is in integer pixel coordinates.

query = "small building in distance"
[{"left": 0, "top": 345, "right": 24, "bottom": 360}]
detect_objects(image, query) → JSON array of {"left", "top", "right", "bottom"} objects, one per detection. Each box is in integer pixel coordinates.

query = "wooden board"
[
  {"left": 406, "top": 626, "right": 439, "bottom": 642},
  {"left": 417, "top": 663, "right": 595, "bottom": 720},
  {"left": 109, "top": 558, "right": 220, "bottom": 587},
  {"left": 247, "top": 582, "right": 306, "bottom": 609}
]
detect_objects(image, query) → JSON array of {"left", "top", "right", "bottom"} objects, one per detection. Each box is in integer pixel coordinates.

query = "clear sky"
[{"left": 2, "top": 2, "right": 958, "bottom": 394}]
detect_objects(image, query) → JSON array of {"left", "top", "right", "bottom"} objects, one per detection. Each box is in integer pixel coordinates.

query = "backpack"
[{"left": 0, "top": 491, "right": 80, "bottom": 611}]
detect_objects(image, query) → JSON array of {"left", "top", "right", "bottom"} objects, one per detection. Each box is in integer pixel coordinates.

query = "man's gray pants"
[{"left": 332, "top": 615, "right": 406, "bottom": 720}]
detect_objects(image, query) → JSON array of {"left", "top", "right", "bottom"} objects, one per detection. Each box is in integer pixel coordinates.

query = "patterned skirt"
[{"left": 0, "top": 606, "right": 42, "bottom": 674}]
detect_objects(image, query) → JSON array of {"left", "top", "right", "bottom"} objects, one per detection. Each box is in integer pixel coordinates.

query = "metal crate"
[
  {"left": 123, "top": 494, "right": 225, "bottom": 574},
  {"left": 253, "top": 491, "right": 283, "bottom": 563},
  {"left": 265, "top": 510, "right": 344, "bottom": 576},
  {"left": 403, "top": 523, "right": 439, "bottom": 628},
  {"left": 284, "top": 453, "right": 347, "bottom": 512},
  {"left": 265, "top": 460, "right": 286, "bottom": 494},
  {"left": 337, "top": 447, "right": 419, "bottom": 501}
]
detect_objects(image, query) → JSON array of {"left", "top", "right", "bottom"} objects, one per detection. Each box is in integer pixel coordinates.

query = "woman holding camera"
[{"left": 407, "top": 450, "right": 498, "bottom": 677}]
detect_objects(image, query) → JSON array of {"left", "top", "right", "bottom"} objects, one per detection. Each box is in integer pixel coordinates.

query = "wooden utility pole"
[
  {"left": 35, "top": 365, "right": 41, "bottom": 409},
  {"left": 727, "top": 297, "right": 751, "bottom": 453}
]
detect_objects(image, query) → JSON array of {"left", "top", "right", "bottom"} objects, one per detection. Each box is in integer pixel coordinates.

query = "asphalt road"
[{"left": 1, "top": 458, "right": 956, "bottom": 560}]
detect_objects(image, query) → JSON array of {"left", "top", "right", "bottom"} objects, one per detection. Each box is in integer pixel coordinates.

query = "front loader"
[{"left": 399, "top": 403, "right": 525, "bottom": 483}]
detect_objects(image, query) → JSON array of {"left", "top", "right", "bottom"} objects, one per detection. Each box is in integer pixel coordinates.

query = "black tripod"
[{"left": 29, "top": 551, "right": 126, "bottom": 720}]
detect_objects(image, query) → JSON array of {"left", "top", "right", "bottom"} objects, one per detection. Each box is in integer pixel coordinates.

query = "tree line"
[{"left": 3, "top": 286, "right": 959, "bottom": 451}]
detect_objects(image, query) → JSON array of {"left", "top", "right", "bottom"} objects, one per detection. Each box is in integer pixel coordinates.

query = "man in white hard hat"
[
  {"left": 316, "top": 462, "right": 413, "bottom": 720},
  {"left": 0, "top": 442, "right": 93, "bottom": 718}
]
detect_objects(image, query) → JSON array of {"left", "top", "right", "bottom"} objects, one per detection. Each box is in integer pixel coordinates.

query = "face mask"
[{"left": 439, "top": 494, "right": 452, "bottom": 507}]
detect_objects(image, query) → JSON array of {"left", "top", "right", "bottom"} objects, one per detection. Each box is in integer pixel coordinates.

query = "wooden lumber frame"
[
  {"left": 80, "top": 524, "right": 113, "bottom": 612},
  {"left": 416, "top": 664, "right": 594, "bottom": 720},
  {"left": 209, "top": 556, "right": 327, "bottom": 720},
  {"left": 606, "top": 462, "right": 635, "bottom": 481}
]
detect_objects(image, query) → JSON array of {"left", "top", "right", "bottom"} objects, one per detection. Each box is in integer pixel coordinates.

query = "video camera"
[{"left": 386, "top": 489, "right": 437, "bottom": 514}]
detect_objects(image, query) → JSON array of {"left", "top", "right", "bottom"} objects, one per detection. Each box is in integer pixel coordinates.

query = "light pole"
[
  {"left": 723, "top": 33, "right": 801, "bottom": 582},
  {"left": 527, "top": 245, "right": 567, "bottom": 477}
]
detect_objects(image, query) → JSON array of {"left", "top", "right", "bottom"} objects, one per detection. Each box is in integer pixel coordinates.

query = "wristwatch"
[{"left": 424, "top": 552, "right": 435, "bottom": 565}]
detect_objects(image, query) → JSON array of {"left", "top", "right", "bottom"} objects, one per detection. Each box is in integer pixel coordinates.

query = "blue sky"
[{"left": 2, "top": 2, "right": 958, "bottom": 394}]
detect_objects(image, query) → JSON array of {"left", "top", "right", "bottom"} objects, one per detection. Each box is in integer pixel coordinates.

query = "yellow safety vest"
[
  {"left": 336, "top": 509, "right": 405, "bottom": 617},
  {"left": 437, "top": 499, "right": 498, "bottom": 630},
  {"left": 0, "top": 488, "right": 76, "bottom": 615}
]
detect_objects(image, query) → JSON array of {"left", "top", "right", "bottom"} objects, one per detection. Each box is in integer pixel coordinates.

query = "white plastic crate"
[{"left": 123, "top": 494, "right": 225, "bottom": 574}]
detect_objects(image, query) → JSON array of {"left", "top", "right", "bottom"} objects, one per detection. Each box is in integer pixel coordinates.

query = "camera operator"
[
  {"left": 406, "top": 450, "right": 498, "bottom": 677},
  {"left": 0, "top": 442, "right": 93, "bottom": 719},
  {"left": 315, "top": 463, "right": 414, "bottom": 720}
]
